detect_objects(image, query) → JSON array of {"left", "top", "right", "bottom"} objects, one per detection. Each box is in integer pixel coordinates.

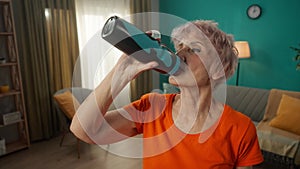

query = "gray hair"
[{"left": 171, "top": 20, "right": 238, "bottom": 79}]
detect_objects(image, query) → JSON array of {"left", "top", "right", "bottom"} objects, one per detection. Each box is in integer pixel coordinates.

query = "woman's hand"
[{"left": 113, "top": 53, "right": 158, "bottom": 85}]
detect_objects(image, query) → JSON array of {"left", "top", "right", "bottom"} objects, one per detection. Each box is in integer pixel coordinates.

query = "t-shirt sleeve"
[
  {"left": 123, "top": 93, "right": 169, "bottom": 134},
  {"left": 123, "top": 94, "right": 151, "bottom": 134},
  {"left": 236, "top": 120, "right": 264, "bottom": 167}
]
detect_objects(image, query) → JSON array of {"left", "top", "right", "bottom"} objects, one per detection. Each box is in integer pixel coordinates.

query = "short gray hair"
[{"left": 171, "top": 20, "right": 238, "bottom": 79}]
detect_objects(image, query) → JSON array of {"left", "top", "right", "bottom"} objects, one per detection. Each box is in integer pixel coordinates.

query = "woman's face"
[{"left": 168, "top": 30, "right": 218, "bottom": 88}]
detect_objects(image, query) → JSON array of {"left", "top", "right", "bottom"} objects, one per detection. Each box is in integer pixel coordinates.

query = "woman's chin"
[{"left": 168, "top": 76, "right": 179, "bottom": 86}]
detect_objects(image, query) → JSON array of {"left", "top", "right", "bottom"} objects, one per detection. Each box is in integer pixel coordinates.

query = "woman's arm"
[{"left": 70, "top": 54, "right": 158, "bottom": 144}]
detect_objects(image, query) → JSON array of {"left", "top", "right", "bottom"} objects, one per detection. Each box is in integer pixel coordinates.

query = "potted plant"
[{"left": 290, "top": 44, "right": 300, "bottom": 70}]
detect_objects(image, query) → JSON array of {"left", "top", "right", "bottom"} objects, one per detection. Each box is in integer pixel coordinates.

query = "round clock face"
[{"left": 247, "top": 4, "right": 262, "bottom": 19}]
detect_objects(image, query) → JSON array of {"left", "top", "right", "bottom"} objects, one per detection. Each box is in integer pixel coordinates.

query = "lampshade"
[{"left": 234, "top": 41, "right": 251, "bottom": 58}]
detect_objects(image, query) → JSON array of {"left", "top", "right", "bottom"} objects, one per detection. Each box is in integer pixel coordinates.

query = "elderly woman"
[{"left": 70, "top": 20, "right": 263, "bottom": 169}]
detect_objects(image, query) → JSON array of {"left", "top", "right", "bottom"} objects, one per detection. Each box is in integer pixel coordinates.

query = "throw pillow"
[
  {"left": 263, "top": 89, "right": 300, "bottom": 121},
  {"left": 54, "top": 90, "right": 80, "bottom": 119},
  {"left": 269, "top": 94, "right": 300, "bottom": 135}
]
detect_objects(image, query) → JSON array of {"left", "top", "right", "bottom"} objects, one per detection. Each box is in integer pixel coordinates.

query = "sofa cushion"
[
  {"left": 263, "top": 89, "right": 300, "bottom": 122},
  {"left": 269, "top": 94, "right": 300, "bottom": 135}
]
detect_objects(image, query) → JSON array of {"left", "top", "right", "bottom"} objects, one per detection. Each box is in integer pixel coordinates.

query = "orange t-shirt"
[{"left": 125, "top": 93, "right": 263, "bottom": 169}]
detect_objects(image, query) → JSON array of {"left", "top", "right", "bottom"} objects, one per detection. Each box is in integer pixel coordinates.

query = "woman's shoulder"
[
  {"left": 129, "top": 93, "right": 176, "bottom": 112},
  {"left": 139, "top": 92, "right": 177, "bottom": 103},
  {"left": 141, "top": 92, "right": 176, "bottom": 98},
  {"left": 221, "top": 105, "right": 255, "bottom": 132},
  {"left": 223, "top": 105, "right": 252, "bottom": 123}
]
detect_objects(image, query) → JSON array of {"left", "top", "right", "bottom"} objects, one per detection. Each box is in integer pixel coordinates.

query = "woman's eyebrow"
[{"left": 190, "top": 41, "right": 203, "bottom": 46}]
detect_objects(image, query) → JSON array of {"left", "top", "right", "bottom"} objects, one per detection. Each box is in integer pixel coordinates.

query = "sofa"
[
  {"left": 163, "top": 83, "right": 300, "bottom": 167},
  {"left": 215, "top": 85, "right": 269, "bottom": 125},
  {"left": 217, "top": 85, "right": 300, "bottom": 167}
]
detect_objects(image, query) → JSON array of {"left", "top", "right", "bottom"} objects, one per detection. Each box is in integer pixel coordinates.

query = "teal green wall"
[{"left": 159, "top": 0, "right": 300, "bottom": 91}]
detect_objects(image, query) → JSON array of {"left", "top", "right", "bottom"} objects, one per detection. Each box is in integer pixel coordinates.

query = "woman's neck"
[{"left": 172, "top": 85, "right": 214, "bottom": 133}]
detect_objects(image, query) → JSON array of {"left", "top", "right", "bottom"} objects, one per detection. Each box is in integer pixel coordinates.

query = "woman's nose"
[{"left": 175, "top": 45, "right": 191, "bottom": 57}]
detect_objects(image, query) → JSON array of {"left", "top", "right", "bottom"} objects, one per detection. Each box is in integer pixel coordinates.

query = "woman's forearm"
[
  {"left": 70, "top": 67, "right": 129, "bottom": 143},
  {"left": 70, "top": 54, "right": 158, "bottom": 144}
]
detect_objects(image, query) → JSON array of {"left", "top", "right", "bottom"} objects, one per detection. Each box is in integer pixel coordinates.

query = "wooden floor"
[
  {"left": 0, "top": 133, "right": 142, "bottom": 169},
  {"left": 0, "top": 133, "right": 295, "bottom": 169}
]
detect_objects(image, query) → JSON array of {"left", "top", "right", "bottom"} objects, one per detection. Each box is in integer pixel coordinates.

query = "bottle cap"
[{"left": 146, "top": 30, "right": 161, "bottom": 43}]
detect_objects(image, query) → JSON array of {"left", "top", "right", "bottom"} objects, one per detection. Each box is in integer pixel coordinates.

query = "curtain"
[
  {"left": 75, "top": 0, "right": 131, "bottom": 108},
  {"left": 75, "top": 0, "right": 130, "bottom": 89},
  {"left": 129, "top": 0, "right": 157, "bottom": 101},
  {"left": 12, "top": 0, "right": 80, "bottom": 141},
  {"left": 75, "top": 0, "right": 158, "bottom": 103}
]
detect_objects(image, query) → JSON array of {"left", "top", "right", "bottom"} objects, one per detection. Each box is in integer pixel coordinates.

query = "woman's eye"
[
  {"left": 176, "top": 43, "right": 183, "bottom": 51},
  {"left": 180, "top": 57, "right": 187, "bottom": 63},
  {"left": 191, "top": 48, "right": 201, "bottom": 53}
]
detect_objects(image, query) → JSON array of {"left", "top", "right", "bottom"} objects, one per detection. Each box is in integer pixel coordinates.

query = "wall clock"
[{"left": 247, "top": 4, "right": 262, "bottom": 19}]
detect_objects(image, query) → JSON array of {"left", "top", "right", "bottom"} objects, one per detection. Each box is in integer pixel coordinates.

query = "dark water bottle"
[{"left": 101, "top": 16, "right": 180, "bottom": 75}]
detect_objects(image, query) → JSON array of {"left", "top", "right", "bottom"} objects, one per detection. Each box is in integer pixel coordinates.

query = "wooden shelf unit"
[
  {"left": 0, "top": 0, "right": 30, "bottom": 156},
  {"left": 0, "top": 32, "right": 13, "bottom": 36},
  {"left": 0, "top": 119, "right": 24, "bottom": 128},
  {"left": 0, "top": 90, "right": 21, "bottom": 98},
  {"left": 0, "top": 62, "right": 17, "bottom": 66}
]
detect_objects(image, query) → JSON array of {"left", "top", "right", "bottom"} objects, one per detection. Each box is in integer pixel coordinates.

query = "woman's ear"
[{"left": 210, "top": 61, "right": 227, "bottom": 81}]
